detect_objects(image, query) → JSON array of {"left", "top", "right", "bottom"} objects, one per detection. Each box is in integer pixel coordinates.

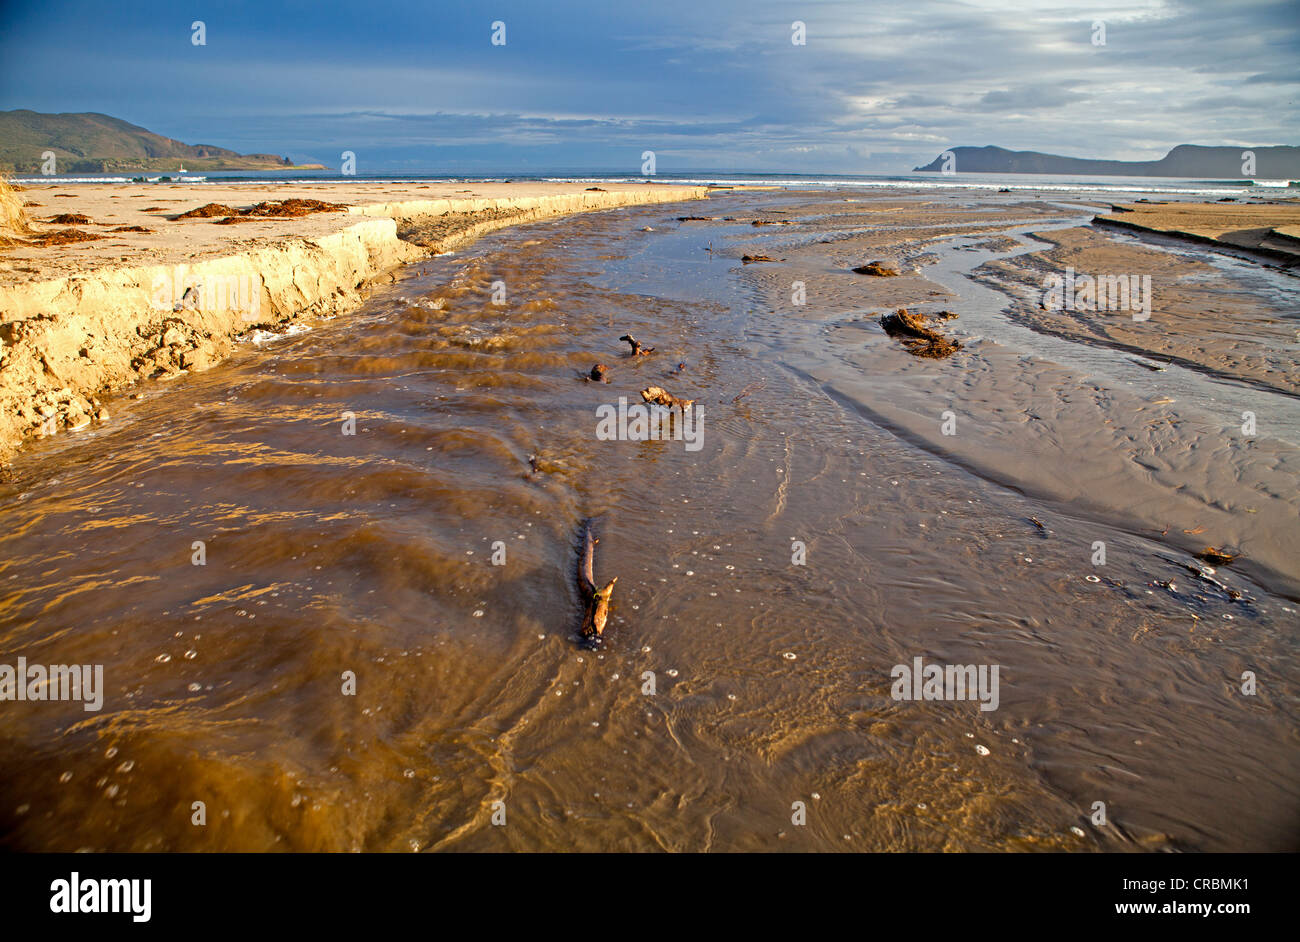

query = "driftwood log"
[
  {"left": 620, "top": 334, "right": 655, "bottom": 356},
  {"left": 641, "top": 386, "right": 696, "bottom": 411},
  {"left": 577, "top": 519, "right": 617, "bottom": 640}
]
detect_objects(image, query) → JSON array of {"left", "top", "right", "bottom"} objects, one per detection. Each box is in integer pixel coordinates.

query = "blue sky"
[{"left": 1, "top": 0, "right": 1296, "bottom": 173}]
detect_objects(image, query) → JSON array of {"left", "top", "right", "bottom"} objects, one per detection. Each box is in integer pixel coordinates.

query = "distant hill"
[
  {"left": 914, "top": 144, "right": 1300, "bottom": 178},
  {"left": 0, "top": 110, "right": 322, "bottom": 173}
]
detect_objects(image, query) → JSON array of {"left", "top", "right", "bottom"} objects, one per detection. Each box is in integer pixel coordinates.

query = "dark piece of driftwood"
[
  {"left": 641, "top": 386, "right": 696, "bottom": 411},
  {"left": 587, "top": 364, "right": 609, "bottom": 382},
  {"left": 741, "top": 254, "right": 780, "bottom": 263},
  {"left": 853, "top": 261, "right": 899, "bottom": 276},
  {"left": 620, "top": 334, "right": 655, "bottom": 356},
  {"left": 1195, "top": 547, "right": 1238, "bottom": 565},
  {"left": 577, "top": 520, "right": 618, "bottom": 640},
  {"left": 880, "top": 308, "right": 961, "bottom": 359}
]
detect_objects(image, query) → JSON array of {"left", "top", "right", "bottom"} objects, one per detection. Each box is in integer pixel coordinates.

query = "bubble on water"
[
  {"left": 59, "top": 772, "right": 73, "bottom": 784},
  {"left": 117, "top": 761, "right": 134, "bottom": 774},
  {"left": 472, "top": 610, "right": 485, "bottom": 617},
  {"left": 155, "top": 654, "right": 171, "bottom": 663},
  {"left": 409, "top": 839, "right": 421, "bottom": 852},
  {"left": 403, "top": 769, "right": 415, "bottom": 779},
  {"left": 727, "top": 694, "right": 737, "bottom": 701},
  {"left": 104, "top": 784, "right": 119, "bottom": 798},
  {"left": 184, "top": 650, "right": 197, "bottom": 660},
  {"left": 188, "top": 683, "right": 201, "bottom": 692},
  {"left": 975, "top": 744, "right": 990, "bottom": 756},
  {"left": 1070, "top": 826, "right": 1086, "bottom": 838},
  {"left": 782, "top": 652, "right": 797, "bottom": 660},
  {"left": 1086, "top": 575, "right": 1100, "bottom": 583},
  {"left": 642, "top": 646, "right": 651, "bottom": 653},
  {"left": 105, "top": 746, "right": 118, "bottom": 759},
  {"left": 667, "top": 669, "right": 679, "bottom": 677},
  {"left": 811, "top": 792, "right": 821, "bottom": 800}
]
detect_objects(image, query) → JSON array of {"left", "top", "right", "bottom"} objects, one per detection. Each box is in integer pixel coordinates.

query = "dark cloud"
[{"left": 0, "top": 0, "right": 1295, "bottom": 171}]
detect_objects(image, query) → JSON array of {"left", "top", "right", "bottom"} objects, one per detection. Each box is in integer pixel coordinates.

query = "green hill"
[{"left": 0, "top": 109, "right": 321, "bottom": 173}]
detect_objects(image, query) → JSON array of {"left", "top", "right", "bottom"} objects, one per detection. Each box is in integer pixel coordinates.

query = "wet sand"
[{"left": 0, "top": 188, "right": 1296, "bottom": 852}]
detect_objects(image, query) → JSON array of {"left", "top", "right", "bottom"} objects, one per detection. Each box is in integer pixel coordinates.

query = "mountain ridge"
[
  {"left": 914, "top": 144, "right": 1300, "bottom": 178},
  {"left": 0, "top": 110, "right": 322, "bottom": 173}
]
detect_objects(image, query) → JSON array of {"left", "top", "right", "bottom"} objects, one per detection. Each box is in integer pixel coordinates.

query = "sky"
[{"left": 1, "top": 0, "right": 1297, "bottom": 173}]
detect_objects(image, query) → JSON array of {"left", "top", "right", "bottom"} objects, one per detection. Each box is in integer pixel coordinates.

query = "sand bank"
[
  {"left": 1094, "top": 200, "right": 1300, "bottom": 264},
  {"left": 0, "top": 182, "right": 707, "bottom": 463}
]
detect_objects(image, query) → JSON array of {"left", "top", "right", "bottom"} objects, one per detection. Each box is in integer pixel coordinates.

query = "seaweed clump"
[{"left": 880, "top": 308, "right": 961, "bottom": 359}]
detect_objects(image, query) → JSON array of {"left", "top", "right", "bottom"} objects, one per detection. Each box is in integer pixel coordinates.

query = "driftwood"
[
  {"left": 853, "top": 261, "right": 899, "bottom": 276},
  {"left": 577, "top": 520, "right": 617, "bottom": 641},
  {"left": 641, "top": 386, "right": 696, "bottom": 411},
  {"left": 741, "top": 254, "right": 780, "bottom": 263},
  {"left": 586, "top": 364, "right": 609, "bottom": 382},
  {"left": 620, "top": 334, "right": 655, "bottom": 356},
  {"left": 1195, "top": 547, "right": 1238, "bottom": 565}
]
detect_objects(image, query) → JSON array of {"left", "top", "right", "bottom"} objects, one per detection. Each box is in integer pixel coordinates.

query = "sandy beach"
[{"left": 0, "top": 182, "right": 709, "bottom": 464}]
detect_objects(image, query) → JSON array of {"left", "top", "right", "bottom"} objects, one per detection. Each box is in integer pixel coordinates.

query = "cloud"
[
  {"left": 0, "top": 0, "right": 1295, "bottom": 171},
  {"left": 978, "top": 86, "right": 1090, "bottom": 111}
]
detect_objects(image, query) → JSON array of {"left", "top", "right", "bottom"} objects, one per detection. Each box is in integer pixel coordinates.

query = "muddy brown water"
[{"left": 1, "top": 190, "right": 1297, "bottom": 851}]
